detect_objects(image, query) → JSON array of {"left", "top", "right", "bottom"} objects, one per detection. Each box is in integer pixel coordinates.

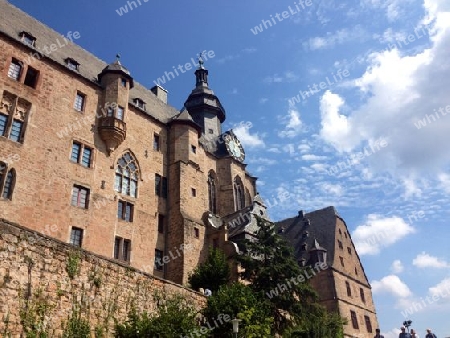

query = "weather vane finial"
[
  {"left": 197, "top": 51, "right": 206, "bottom": 69},
  {"left": 116, "top": 53, "right": 121, "bottom": 62}
]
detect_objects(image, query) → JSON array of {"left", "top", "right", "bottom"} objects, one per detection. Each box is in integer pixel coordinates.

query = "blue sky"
[{"left": 8, "top": 0, "right": 450, "bottom": 336}]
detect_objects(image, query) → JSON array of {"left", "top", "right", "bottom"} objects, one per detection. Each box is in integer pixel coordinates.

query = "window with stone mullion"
[{"left": 115, "top": 153, "right": 138, "bottom": 197}]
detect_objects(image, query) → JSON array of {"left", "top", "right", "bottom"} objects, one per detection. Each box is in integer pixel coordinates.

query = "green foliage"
[
  {"left": 202, "top": 283, "right": 273, "bottom": 337},
  {"left": 188, "top": 248, "right": 230, "bottom": 292},
  {"left": 283, "top": 311, "right": 346, "bottom": 338},
  {"left": 236, "top": 216, "right": 320, "bottom": 333},
  {"left": 19, "top": 288, "right": 55, "bottom": 338},
  {"left": 66, "top": 251, "right": 81, "bottom": 279},
  {"left": 62, "top": 306, "right": 91, "bottom": 338},
  {"left": 115, "top": 292, "right": 204, "bottom": 337}
]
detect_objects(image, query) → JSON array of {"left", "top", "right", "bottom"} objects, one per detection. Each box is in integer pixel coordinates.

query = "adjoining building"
[{"left": 276, "top": 207, "right": 379, "bottom": 338}]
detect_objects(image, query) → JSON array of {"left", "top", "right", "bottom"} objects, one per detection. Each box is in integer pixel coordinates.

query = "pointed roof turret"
[{"left": 98, "top": 54, "right": 134, "bottom": 88}]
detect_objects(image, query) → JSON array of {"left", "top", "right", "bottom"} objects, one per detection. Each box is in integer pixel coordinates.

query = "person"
[
  {"left": 374, "top": 328, "right": 385, "bottom": 338},
  {"left": 411, "top": 329, "right": 419, "bottom": 338},
  {"left": 399, "top": 326, "right": 412, "bottom": 338},
  {"left": 425, "top": 329, "right": 437, "bottom": 338}
]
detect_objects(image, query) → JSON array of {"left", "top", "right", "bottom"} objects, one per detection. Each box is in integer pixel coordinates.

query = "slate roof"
[
  {"left": 0, "top": 0, "right": 179, "bottom": 124},
  {"left": 275, "top": 206, "right": 370, "bottom": 285}
]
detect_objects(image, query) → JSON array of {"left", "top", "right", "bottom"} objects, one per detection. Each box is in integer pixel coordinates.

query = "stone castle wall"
[{"left": 0, "top": 219, "right": 205, "bottom": 337}]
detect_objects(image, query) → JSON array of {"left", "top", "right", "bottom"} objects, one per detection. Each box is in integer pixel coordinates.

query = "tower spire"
[{"left": 195, "top": 51, "right": 208, "bottom": 87}]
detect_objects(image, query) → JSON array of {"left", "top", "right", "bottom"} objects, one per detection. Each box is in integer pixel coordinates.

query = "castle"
[{"left": 0, "top": 1, "right": 378, "bottom": 336}]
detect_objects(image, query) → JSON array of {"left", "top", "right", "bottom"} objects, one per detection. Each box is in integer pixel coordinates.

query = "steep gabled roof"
[{"left": 275, "top": 206, "right": 371, "bottom": 286}]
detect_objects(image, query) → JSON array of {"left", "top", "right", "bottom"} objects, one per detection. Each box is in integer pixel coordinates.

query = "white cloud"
[
  {"left": 304, "top": 25, "right": 369, "bottom": 50},
  {"left": 233, "top": 123, "right": 265, "bottom": 148},
  {"left": 278, "top": 107, "right": 303, "bottom": 138},
  {"left": 352, "top": 214, "right": 415, "bottom": 255},
  {"left": 429, "top": 277, "right": 450, "bottom": 299},
  {"left": 413, "top": 252, "right": 449, "bottom": 268},
  {"left": 264, "top": 72, "right": 298, "bottom": 84},
  {"left": 383, "top": 328, "right": 401, "bottom": 338},
  {"left": 391, "top": 260, "right": 404, "bottom": 274},
  {"left": 301, "top": 154, "right": 328, "bottom": 161},
  {"left": 372, "top": 275, "right": 412, "bottom": 298},
  {"left": 318, "top": 3, "right": 450, "bottom": 188},
  {"left": 319, "top": 182, "right": 343, "bottom": 196},
  {"left": 259, "top": 98, "right": 268, "bottom": 104}
]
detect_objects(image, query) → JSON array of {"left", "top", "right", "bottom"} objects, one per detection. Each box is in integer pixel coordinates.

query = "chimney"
[
  {"left": 298, "top": 210, "right": 304, "bottom": 219},
  {"left": 151, "top": 85, "right": 168, "bottom": 104}
]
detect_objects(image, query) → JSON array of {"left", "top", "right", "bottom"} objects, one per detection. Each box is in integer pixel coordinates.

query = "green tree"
[
  {"left": 202, "top": 283, "right": 273, "bottom": 337},
  {"left": 236, "top": 216, "right": 341, "bottom": 334},
  {"left": 188, "top": 248, "right": 230, "bottom": 293},
  {"left": 115, "top": 292, "right": 205, "bottom": 338}
]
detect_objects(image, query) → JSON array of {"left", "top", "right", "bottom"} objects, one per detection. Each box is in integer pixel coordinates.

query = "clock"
[{"left": 224, "top": 132, "right": 245, "bottom": 162}]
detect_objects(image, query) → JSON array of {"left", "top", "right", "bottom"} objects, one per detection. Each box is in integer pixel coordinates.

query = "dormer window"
[
  {"left": 19, "top": 32, "right": 36, "bottom": 47},
  {"left": 133, "top": 98, "right": 145, "bottom": 110},
  {"left": 65, "top": 58, "right": 79, "bottom": 71},
  {"left": 302, "top": 231, "right": 309, "bottom": 239}
]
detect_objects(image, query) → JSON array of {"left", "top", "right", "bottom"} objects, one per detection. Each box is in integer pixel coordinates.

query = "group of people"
[{"left": 374, "top": 327, "right": 437, "bottom": 338}]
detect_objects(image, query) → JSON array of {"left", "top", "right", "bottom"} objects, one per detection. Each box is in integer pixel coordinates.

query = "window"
[
  {"left": 117, "top": 106, "right": 124, "bottom": 120},
  {"left": 339, "top": 229, "right": 342, "bottom": 235},
  {"left": 208, "top": 171, "right": 217, "bottom": 214},
  {"left": 24, "top": 67, "right": 39, "bottom": 88},
  {"left": 158, "top": 214, "right": 164, "bottom": 234},
  {"left": 302, "top": 231, "right": 309, "bottom": 239},
  {"left": 70, "top": 142, "right": 93, "bottom": 168},
  {"left": 208, "top": 128, "right": 213, "bottom": 134},
  {"left": 233, "top": 176, "right": 244, "bottom": 211},
  {"left": 155, "top": 174, "right": 167, "bottom": 198},
  {"left": 114, "top": 237, "right": 131, "bottom": 262},
  {"left": 360, "top": 288, "right": 366, "bottom": 303},
  {"left": 115, "top": 152, "right": 139, "bottom": 197},
  {"left": 0, "top": 163, "right": 15, "bottom": 200},
  {"left": 0, "top": 92, "right": 30, "bottom": 143},
  {"left": 8, "top": 59, "right": 22, "bottom": 81},
  {"left": 153, "top": 134, "right": 160, "bottom": 151},
  {"left": 344, "top": 232, "right": 348, "bottom": 239},
  {"left": 347, "top": 247, "right": 352, "bottom": 255},
  {"left": 346, "top": 281, "right": 352, "bottom": 297},
  {"left": 191, "top": 188, "right": 196, "bottom": 197},
  {"left": 65, "top": 58, "right": 79, "bottom": 71},
  {"left": 154, "top": 249, "right": 163, "bottom": 271},
  {"left": 364, "top": 316, "right": 372, "bottom": 333},
  {"left": 194, "top": 227, "right": 200, "bottom": 238},
  {"left": 350, "top": 311, "right": 359, "bottom": 329},
  {"left": 355, "top": 267, "right": 358, "bottom": 276},
  {"left": 71, "top": 185, "right": 89, "bottom": 209},
  {"left": 74, "top": 92, "right": 85, "bottom": 112},
  {"left": 118, "top": 200, "right": 134, "bottom": 222},
  {"left": 134, "top": 98, "right": 145, "bottom": 110},
  {"left": 121, "top": 78, "right": 127, "bottom": 87},
  {"left": 20, "top": 32, "right": 36, "bottom": 47},
  {"left": 0, "top": 114, "right": 7, "bottom": 136},
  {"left": 339, "top": 256, "right": 345, "bottom": 267},
  {"left": 69, "top": 227, "right": 83, "bottom": 247},
  {"left": 9, "top": 120, "right": 23, "bottom": 142},
  {"left": 191, "top": 145, "right": 197, "bottom": 154},
  {"left": 338, "top": 240, "right": 343, "bottom": 250},
  {"left": 301, "top": 243, "right": 307, "bottom": 251}
]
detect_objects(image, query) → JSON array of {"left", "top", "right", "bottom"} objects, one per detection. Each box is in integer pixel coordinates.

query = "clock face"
[{"left": 224, "top": 133, "right": 245, "bottom": 162}]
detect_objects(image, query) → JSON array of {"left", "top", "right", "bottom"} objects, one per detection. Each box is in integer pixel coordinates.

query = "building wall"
[
  {"left": 333, "top": 218, "right": 379, "bottom": 337},
  {"left": 0, "top": 219, "right": 205, "bottom": 337}
]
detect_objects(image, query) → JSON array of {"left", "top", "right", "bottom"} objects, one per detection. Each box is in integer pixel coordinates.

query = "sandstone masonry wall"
[{"left": 0, "top": 219, "right": 205, "bottom": 337}]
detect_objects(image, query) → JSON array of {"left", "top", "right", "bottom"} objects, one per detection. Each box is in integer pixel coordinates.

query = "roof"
[
  {"left": 275, "top": 206, "right": 370, "bottom": 285},
  {"left": 0, "top": 0, "right": 179, "bottom": 124}
]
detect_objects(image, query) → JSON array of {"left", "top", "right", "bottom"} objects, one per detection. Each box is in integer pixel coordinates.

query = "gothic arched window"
[
  {"left": 0, "top": 163, "right": 15, "bottom": 200},
  {"left": 233, "top": 176, "right": 244, "bottom": 211},
  {"left": 208, "top": 171, "right": 217, "bottom": 214},
  {"left": 114, "top": 152, "right": 139, "bottom": 197}
]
